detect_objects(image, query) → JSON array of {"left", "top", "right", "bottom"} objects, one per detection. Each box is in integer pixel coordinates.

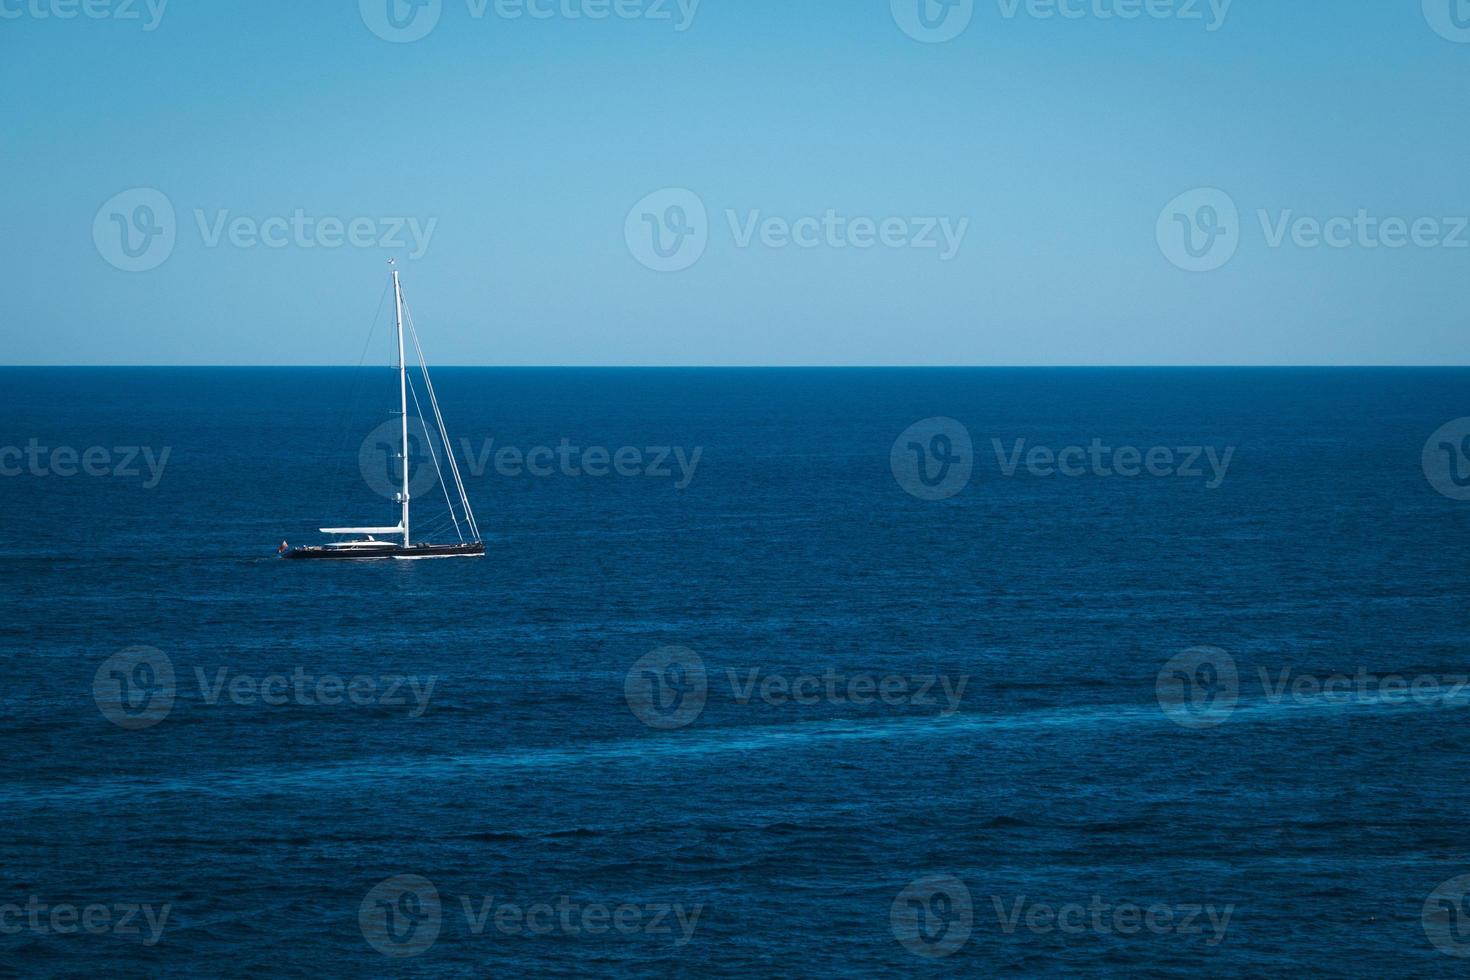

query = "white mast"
[{"left": 393, "top": 264, "right": 410, "bottom": 548}]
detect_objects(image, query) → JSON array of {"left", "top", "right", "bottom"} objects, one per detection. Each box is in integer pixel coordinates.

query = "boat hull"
[{"left": 283, "top": 542, "right": 485, "bottom": 561}]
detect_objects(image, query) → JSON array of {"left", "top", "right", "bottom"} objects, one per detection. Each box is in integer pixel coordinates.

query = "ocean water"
[{"left": 3, "top": 367, "right": 1470, "bottom": 977}]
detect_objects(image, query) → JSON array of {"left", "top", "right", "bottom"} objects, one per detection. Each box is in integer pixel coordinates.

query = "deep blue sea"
[{"left": 3, "top": 367, "right": 1470, "bottom": 977}]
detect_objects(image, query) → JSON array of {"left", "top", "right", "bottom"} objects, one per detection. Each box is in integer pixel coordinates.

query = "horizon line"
[{"left": 3, "top": 364, "right": 1469, "bottom": 370}]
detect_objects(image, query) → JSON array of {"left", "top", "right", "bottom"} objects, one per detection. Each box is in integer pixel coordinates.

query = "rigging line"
[
  {"left": 408, "top": 502, "right": 459, "bottom": 539},
  {"left": 415, "top": 512, "right": 458, "bottom": 538},
  {"left": 327, "top": 286, "right": 389, "bottom": 464},
  {"left": 326, "top": 281, "right": 391, "bottom": 523},
  {"left": 400, "top": 293, "right": 476, "bottom": 538},
  {"left": 407, "top": 378, "right": 459, "bottom": 541},
  {"left": 401, "top": 294, "right": 482, "bottom": 541},
  {"left": 406, "top": 373, "right": 466, "bottom": 543}
]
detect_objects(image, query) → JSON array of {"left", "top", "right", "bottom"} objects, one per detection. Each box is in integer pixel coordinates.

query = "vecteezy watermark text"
[
  {"left": 725, "top": 667, "right": 968, "bottom": 714},
  {"left": 193, "top": 667, "right": 436, "bottom": 718},
  {"left": 994, "top": 0, "right": 1231, "bottom": 29},
  {"left": 624, "top": 647, "right": 969, "bottom": 730},
  {"left": 0, "top": 898, "right": 171, "bottom": 946},
  {"left": 625, "top": 188, "right": 970, "bottom": 272},
  {"left": 359, "top": 419, "right": 703, "bottom": 497},
  {"left": 1157, "top": 646, "right": 1470, "bottom": 729},
  {"left": 990, "top": 894, "right": 1233, "bottom": 945},
  {"left": 725, "top": 210, "right": 969, "bottom": 260},
  {"left": 460, "top": 438, "right": 702, "bottom": 489},
  {"left": 889, "top": 877, "right": 1232, "bottom": 959},
  {"left": 891, "top": 0, "right": 1233, "bottom": 44},
  {"left": 359, "top": 875, "right": 703, "bottom": 958},
  {"left": 0, "top": 440, "right": 170, "bottom": 488},
  {"left": 194, "top": 210, "right": 436, "bottom": 258},
  {"left": 93, "top": 647, "right": 437, "bottom": 729},
  {"left": 890, "top": 418, "right": 1236, "bottom": 500},
  {"left": 93, "top": 188, "right": 437, "bottom": 273},
  {"left": 1158, "top": 187, "right": 1470, "bottom": 272},
  {"left": 359, "top": 0, "right": 700, "bottom": 43},
  {"left": 992, "top": 438, "right": 1234, "bottom": 488},
  {"left": 359, "top": 420, "right": 704, "bottom": 498},
  {"left": 0, "top": 0, "right": 168, "bottom": 30}
]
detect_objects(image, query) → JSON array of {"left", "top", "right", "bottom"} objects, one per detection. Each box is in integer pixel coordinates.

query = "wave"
[{"left": 6, "top": 686, "right": 1469, "bottom": 807}]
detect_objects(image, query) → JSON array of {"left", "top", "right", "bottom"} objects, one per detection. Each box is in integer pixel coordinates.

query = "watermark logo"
[
  {"left": 1423, "top": 418, "right": 1470, "bottom": 501},
  {"left": 93, "top": 647, "right": 176, "bottom": 730},
  {"left": 626, "top": 652, "right": 969, "bottom": 728},
  {"left": 1425, "top": 874, "right": 1470, "bottom": 957},
  {"left": 95, "top": 652, "right": 435, "bottom": 727},
  {"left": 626, "top": 190, "right": 969, "bottom": 271},
  {"left": 1161, "top": 654, "right": 1470, "bottom": 728},
  {"left": 1156, "top": 646, "right": 1238, "bottom": 729},
  {"left": 94, "top": 188, "right": 176, "bottom": 273},
  {"left": 360, "top": 0, "right": 443, "bottom": 42},
  {"left": 1424, "top": 0, "right": 1470, "bottom": 43},
  {"left": 626, "top": 188, "right": 708, "bottom": 273},
  {"left": 1161, "top": 189, "right": 1470, "bottom": 272},
  {"left": 891, "top": 0, "right": 974, "bottom": 43},
  {"left": 361, "top": 875, "right": 442, "bottom": 958},
  {"left": 624, "top": 646, "right": 708, "bottom": 729},
  {"left": 360, "top": 417, "right": 444, "bottom": 501},
  {"left": 893, "top": 422, "right": 1234, "bottom": 498},
  {"left": 891, "top": 418, "right": 973, "bottom": 500},
  {"left": 93, "top": 191, "right": 437, "bottom": 271},
  {"left": 359, "top": 878, "right": 703, "bottom": 954},
  {"left": 891, "top": 877, "right": 973, "bottom": 958},
  {"left": 1157, "top": 188, "right": 1239, "bottom": 273}
]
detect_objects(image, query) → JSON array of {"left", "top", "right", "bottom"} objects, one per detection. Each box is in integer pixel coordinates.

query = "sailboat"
[{"left": 282, "top": 265, "right": 484, "bottom": 561}]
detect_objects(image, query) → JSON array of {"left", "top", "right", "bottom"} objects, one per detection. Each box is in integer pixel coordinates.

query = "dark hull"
[{"left": 283, "top": 542, "right": 485, "bottom": 561}]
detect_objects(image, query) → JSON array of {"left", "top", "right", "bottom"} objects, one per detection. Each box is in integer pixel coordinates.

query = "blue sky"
[{"left": 3, "top": 0, "right": 1468, "bottom": 365}]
